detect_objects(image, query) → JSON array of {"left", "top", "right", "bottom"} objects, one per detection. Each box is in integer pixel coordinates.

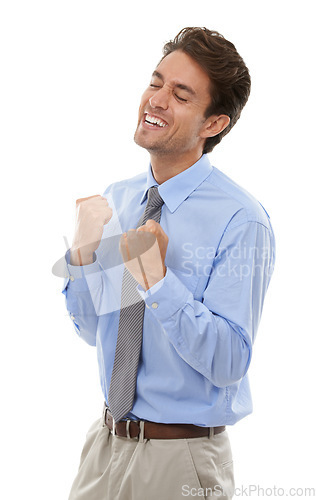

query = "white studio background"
[{"left": 1, "top": 1, "right": 315, "bottom": 498}]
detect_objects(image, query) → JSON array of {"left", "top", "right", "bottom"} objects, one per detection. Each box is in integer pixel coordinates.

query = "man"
[{"left": 62, "top": 27, "right": 275, "bottom": 499}]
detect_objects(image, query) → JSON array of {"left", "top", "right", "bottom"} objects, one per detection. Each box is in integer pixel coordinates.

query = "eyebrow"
[{"left": 151, "top": 70, "right": 196, "bottom": 96}]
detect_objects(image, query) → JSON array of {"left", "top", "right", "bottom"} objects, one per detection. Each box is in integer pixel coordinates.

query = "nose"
[{"left": 149, "top": 87, "right": 169, "bottom": 110}]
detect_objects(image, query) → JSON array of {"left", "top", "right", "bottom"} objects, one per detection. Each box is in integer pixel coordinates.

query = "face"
[{"left": 134, "top": 50, "right": 213, "bottom": 158}]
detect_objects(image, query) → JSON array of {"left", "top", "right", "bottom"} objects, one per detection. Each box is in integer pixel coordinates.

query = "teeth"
[{"left": 145, "top": 114, "right": 167, "bottom": 127}]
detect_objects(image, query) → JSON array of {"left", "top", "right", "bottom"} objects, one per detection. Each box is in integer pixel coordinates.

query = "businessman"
[{"left": 63, "top": 27, "right": 275, "bottom": 499}]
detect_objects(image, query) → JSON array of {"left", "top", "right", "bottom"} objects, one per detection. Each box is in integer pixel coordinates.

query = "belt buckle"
[
  {"left": 125, "top": 419, "right": 132, "bottom": 439},
  {"left": 125, "top": 419, "right": 143, "bottom": 441},
  {"left": 111, "top": 422, "right": 117, "bottom": 436}
]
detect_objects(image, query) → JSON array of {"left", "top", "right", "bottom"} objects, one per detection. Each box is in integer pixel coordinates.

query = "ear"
[{"left": 200, "top": 114, "right": 230, "bottom": 139}]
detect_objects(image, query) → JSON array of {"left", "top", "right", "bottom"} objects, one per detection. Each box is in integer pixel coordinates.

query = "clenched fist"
[
  {"left": 70, "top": 195, "right": 113, "bottom": 266},
  {"left": 119, "top": 219, "right": 169, "bottom": 290}
]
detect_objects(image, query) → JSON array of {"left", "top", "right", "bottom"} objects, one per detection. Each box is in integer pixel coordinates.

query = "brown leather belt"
[{"left": 103, "top": 408, "right": 225, "bottom": 440}]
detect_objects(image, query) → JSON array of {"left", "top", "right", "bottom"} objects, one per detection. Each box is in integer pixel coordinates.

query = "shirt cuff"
[
  {"left": 62, "top": 249, "right": 104, "bottom": 293},
  {"left": 137, "top": 267, "right": 191, "bottom": 321}
]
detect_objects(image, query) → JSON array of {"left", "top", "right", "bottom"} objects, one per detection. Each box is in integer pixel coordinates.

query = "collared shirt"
[{"left": 62, "top": 154, "right": 275, "bottom": 427}]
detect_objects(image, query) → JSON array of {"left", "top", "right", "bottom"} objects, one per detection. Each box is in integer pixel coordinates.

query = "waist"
[{"left": 102, "top": 406, "right": 226, "bottom": 440}]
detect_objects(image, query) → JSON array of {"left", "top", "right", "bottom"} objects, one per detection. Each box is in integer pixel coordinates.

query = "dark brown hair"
[{"left": 162, "top": 27, "right": 251, "bottom": 153}]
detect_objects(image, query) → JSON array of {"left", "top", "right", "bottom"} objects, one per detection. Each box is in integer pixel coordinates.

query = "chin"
[
  {"left": 133, "top": 132, "right": 146, "bottom": 149},
  {"left": 134, "top": 131, "right": 153, "bottom": 151}
]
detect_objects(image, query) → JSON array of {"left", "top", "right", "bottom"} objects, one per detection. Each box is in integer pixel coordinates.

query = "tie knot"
[{"left": 147, "top": 186, "right": 164, "bottom": 209}]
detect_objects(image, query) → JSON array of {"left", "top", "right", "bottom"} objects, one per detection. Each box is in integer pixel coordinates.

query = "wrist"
[
  {"left": 70, "top": 247, "right": 94, "bottom": 266},
  {"left": 143, "top": 265, "right": 167, "bottom": 291}
]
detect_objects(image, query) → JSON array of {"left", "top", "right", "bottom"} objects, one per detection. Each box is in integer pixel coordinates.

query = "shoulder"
[{"left": 206, "top": 166, "right": 272, "bottom": 230}]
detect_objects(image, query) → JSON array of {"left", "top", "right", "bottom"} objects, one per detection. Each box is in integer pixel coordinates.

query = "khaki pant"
[{"left": 68, "top": 417, "right": 235, "bottom": 500}]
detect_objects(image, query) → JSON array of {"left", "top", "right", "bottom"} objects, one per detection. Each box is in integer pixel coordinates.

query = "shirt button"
[
  {"left": 151, "top": 302, "right": 158, "bottom": 309},
  {"left": 69, "top": 275, "right": 75, "bottom": 282}
]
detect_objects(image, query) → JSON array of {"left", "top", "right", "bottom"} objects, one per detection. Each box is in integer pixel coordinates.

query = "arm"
[
  {"left": 62, "top": 252, "right": 104, "bottom": 346},
  {"left": 62, "top": 193, "right": 113, "bottom": 345},
  {"left": 138, "top": 219, "right": 275, "bottom": 387}
]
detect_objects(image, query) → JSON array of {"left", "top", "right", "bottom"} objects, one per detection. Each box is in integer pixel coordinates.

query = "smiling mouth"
[{"left": 144, "top": 113, "right": 168, "bottom": 128}]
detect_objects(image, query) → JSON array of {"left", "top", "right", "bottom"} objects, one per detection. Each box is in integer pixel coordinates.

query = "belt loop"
[
  {"left": 138, "top": 420, "right": 145, "bottom": 443},
  {"left": 208, "top": 427, "right": 214, "bottom": 439},
  {"left": 102, "top": 402, "right": 108, "bottom": 428}
]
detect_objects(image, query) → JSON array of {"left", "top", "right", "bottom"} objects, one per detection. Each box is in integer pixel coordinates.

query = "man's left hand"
[{"left": 119, "top": 220, "right": 169, "bottom": 291}]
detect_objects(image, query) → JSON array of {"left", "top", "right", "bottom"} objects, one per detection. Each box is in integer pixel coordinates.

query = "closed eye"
[
  {"left": 174, "top": 94, "right": 187, "bottom": 102},
  {"left": 149, "top": 84, "right": 187, "bottom": 102}
]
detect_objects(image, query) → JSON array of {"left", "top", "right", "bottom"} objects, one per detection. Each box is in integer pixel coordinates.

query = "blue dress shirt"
[{"left": 62, "top": 154, "right": 275, "bottom": 427}]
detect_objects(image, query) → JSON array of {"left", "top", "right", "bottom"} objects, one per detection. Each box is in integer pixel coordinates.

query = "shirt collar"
[{"left": 140, "top": 154, "right": 213, "bottom": 213}]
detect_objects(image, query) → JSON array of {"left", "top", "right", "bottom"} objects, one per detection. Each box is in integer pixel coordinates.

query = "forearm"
[
  {"left": 140, "top": 219, "right": 275, "bottom": 387},
  {"left": 63, "top": 285, "right": 99, "bottom": 346},
  {"left": 138, "top": 267, "right": 252, "bottom": 388},
  {"left": 62, "top": 250, "right": 104, "bottom": 345},
  {"left": 161, "top": 290, "right": 251, "bottom": 387}
]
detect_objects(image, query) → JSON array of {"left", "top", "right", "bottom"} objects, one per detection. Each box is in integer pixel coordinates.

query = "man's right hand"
[{"left": 70, "top": 195, "right": 113, "bottom": 266}]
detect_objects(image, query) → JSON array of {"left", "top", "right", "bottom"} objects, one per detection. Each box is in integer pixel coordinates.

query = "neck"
[{"left": 150, "top": 150, "right": 204, "bottom": 184}]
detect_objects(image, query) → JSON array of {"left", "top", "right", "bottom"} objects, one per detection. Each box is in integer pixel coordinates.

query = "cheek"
[
  {"left": 139, "top": 90, "right": 151, "bottom": 109},
  {"left": 137, "top": 93, "right": 150, "bottom": 121},
  {"left": 177, "top": 113, "right": 201, "bottom": 132}
]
